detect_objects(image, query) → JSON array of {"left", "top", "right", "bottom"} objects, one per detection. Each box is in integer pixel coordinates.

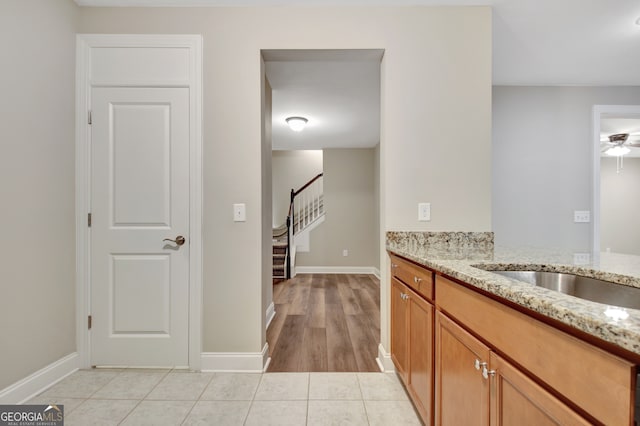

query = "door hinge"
[
  {"left": 88, "top": 110, "right": 92, "bottom": 125},
  {"left": 88, "top": 315, "right": 92, "bottom": 330},
  {"left": 88, "top": 213, "right": 92, "bottom": 227}
]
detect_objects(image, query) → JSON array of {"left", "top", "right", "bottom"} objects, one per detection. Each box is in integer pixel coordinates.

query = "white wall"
[
  {"left": 80, "top": 6, "right": 492, "bottom": 356},
  {"left": 601, "top": 157, "right": 640, "bottom": 256},
  {"left": 297, "top": 149, "right": 378, "bottom": 269},
  {"left": 0, "top": 0, "right": 78, "bottom": 389},
  {"left": 272, "top": 150, "right": 323, "bottom": 228},
  {"left": 493, "top": 86, "right": 640, "bottom": 250}
]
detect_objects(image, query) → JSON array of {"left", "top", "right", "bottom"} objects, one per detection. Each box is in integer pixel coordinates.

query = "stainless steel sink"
[{"left": 488, "top": 270, "right": 640, "bottom": 311}]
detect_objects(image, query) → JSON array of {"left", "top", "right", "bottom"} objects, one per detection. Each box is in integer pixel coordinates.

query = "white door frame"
[
  {"left": 591, "top": 104, "right": 640, "bottom": 257},
  {"left": 75, "top": 34, "right": 203, "bottom": 370}
]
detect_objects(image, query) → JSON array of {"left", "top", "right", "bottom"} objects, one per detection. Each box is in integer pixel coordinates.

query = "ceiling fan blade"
[{"left": 625, "top": 142, "right": 640, "bottom": 148}]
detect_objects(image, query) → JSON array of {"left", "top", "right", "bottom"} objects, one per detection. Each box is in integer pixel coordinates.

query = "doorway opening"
[
  {"left": 592, "top": 105, "right": 640, "bottom": 257},
  {"left": 261, "top": 49, "right": 383, "bottom": 372}
]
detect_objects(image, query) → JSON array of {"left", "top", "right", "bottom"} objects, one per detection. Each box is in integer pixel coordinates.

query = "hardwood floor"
[{"left": 267, "top": 273, "right": 381, "bottom": 373}]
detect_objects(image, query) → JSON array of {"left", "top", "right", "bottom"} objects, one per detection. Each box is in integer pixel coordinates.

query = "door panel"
[
  {"left": 408, "top": 289, "right": 434, "bottom": 423},
  {"left": 91, "top": 87, "right": 189, "bottom": 367},
  {"left": 111, "top": 103, "right": 171, "bottom": 226},
  {"left": 112, "top": 254, "right": 170, "bottom": 334},
  {"left": 391, "top": 278, "right": 409, "bottom": 381},
  {"left": 436, "top": 311, "right": 490, "bottom": 426},
  {"left": 490, "top": 353, "right": 590, "bottom": 426}
]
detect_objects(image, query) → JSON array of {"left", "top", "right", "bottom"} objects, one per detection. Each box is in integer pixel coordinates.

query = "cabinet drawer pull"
[
  {"left": 482, "top": 365, "right": 496, "bottom": 379},
  {"left": 474, "top": 359, "right": 487, "bottom": 370},
  {"left": 414, "top": 276, "right": 422, "bottom": 283},
  {"left": 391, "top": 263, "right": 398, "bottom": 268}
]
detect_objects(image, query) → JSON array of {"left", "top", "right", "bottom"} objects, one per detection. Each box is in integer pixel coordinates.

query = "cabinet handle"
[
  {"left": 414, "top": 276, "right": 422, "bottom": 283},
  {"left": 482, "top": 365, "right": 496, "bottom": 379},
  {"left": 400, "top": 293, "right": 410, "bottom": 301},
  {"left": 474, "top": 359, "right": 487, "bottom": 370},
  {"left": 391, "top": 263, "right": 398, "bottom": 268}
]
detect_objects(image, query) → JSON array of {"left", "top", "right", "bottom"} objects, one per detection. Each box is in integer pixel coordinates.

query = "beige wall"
[
  {"left": 297, "top": 149, "right": 378, "bottom": 268},
  {"left": 601, "top": 157, "right": 640, "bottom": 256},
  {"left": 272, "top": 150, "right": 323, "bottom": 228},
  {"left": 374, "top": 143, "right": 381, "bottom": 271},
  {"left": 261, "top": 67, "right": 273, "bottom": 343},
  {"left": 0, "top": 0, "right": 78, "bottom": 389},
  {"left": 79, "top": 6, "right": 492, "bottom": 354}
]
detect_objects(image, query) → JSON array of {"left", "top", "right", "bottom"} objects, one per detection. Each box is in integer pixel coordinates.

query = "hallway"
[{"left": 267, "top": 274, "right": 380, "bottom": 372}]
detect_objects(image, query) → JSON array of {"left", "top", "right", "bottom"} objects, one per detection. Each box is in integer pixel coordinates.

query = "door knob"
[{"left": 163, "top": 235, "right": 186, "bottom": 246}]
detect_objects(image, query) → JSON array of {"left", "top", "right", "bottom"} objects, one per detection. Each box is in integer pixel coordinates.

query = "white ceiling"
[
  {"left": 76, "top": 0, "right": 640, "bottom": 150},
  {"left": 264, "top": 50, "right": 382, "bottom": 150}
]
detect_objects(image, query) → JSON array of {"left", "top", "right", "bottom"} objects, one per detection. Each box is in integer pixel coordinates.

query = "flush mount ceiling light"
[
  {"left": 636, "top": 17, "right": 640, "bottom": 25},
  {"left": 286, "top": 116, "right": 308, "bottom": 132}
]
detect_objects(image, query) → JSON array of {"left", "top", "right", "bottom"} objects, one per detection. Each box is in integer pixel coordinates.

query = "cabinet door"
[
  {"left": 391, "top": 277, "right": 409, "bottom": 382},
  {"left": 489, "top": 353, "right": 590, "bottom": 426},
  {"left": 408, "top": 289, "right": 434, "bottom": 424},
  {"left": 436, "top": 311, "right": 490, "bottom": 426}
]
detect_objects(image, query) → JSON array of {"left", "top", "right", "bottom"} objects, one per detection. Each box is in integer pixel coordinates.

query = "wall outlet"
[
  {"left": 574, "top": 210, "right": 590, "bottom": 223},
  {"left": 418, "top": 203, "right": 431, "bottom": 221},
  {"left": 343, "top": 249, "right": 349, "bottom": 257},
  {"left": 573, "top": 253, "right": 591, "bottom": 265},
  {"left": 233, "top": 203, "right": 246, "bottom": 222}
]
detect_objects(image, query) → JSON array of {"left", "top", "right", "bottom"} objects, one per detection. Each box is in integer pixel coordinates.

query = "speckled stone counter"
[{"left": 386, "top": 231, "right": 640, "bottom": 357}]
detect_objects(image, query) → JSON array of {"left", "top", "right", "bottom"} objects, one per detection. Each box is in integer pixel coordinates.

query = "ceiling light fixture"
[
  {"left": 286, "top": 116, "right": 308, "bottom": 132},
  {"left": 636, "top": 17, "right": 640, "bottom": 26},
  {"left": 605, "top": 145, "right": 631, "bottom": 156}
]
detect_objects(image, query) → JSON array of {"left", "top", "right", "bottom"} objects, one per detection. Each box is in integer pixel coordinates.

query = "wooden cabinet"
[
  {"left": 408, "top": 290, "right": 434, "bottom": 422},
  {"left": 437, "top": 275, "right": 635, "bottom": 426},
  {"left": 435, "top": 311, "right": 490, "bottom": 426},
  {"left": 489, "top": 352, "right": 591, "bottom": 426},
  {"left": 388, "top": 252, "right": 637, "bottom": 426},
  {"left": 435, "top": 311, "right": 589, "bottom": 426},
  {"left": 390, "top": 255, "right": 435, "bottom": 425},
  {"left": 391, "top": 277, "right": 409, "bottom": 381}
]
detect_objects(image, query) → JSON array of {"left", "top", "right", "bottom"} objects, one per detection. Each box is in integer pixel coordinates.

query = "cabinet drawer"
[
  {"left": 436, "top": 275, "right": 635, "bottom": 426},
  {"left": 390, "top": 254, "right": 434, "bottom": 301}
]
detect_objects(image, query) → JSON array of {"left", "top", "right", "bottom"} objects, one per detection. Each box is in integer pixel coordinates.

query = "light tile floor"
[{"left": 27, "top": 370, "right": 422, "bottom": 425}]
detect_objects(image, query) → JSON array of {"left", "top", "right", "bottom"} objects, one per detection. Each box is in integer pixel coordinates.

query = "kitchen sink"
[{"left": 487, "top": 270, "right": 640, "bottom": 311}]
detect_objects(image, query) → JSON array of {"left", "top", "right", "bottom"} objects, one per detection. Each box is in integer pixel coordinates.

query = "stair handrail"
[{"left": 285, "top": 172, "right": 323, "bottom": 279}]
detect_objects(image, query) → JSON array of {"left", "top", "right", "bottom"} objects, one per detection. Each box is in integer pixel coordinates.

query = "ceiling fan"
[{"left": 600, "top": 132, "right": 640, "bottom": 156}]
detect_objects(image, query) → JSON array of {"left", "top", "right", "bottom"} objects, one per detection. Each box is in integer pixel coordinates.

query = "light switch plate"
[
  {"left": 418, "top": 203, "right": 431, "bottom": 221},
  {"left": 233, "top": 203, "right": 246, "bottom": 222},
  {"left": 574, "top": 210, "right": 590, "bottom": 223}
]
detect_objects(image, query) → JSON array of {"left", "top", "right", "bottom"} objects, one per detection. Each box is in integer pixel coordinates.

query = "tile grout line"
[
  {"left": 242, "top": 372, "right": 264, "bottom": 425},
  {"left": 178, "top": 370, "right": 216, "bottom": 425},
  {"left": 115, "top": 368, "right": 171, "bottom": 425}
]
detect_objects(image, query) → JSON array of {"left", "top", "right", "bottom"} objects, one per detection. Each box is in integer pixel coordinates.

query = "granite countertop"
[{"left": 386, "top": 231, "right": 640, "bottom": 357}]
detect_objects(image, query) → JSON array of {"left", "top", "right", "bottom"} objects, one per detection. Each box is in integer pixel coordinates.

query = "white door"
[{"left": 90, "top": 87, "right": 190, "bottom": 367}]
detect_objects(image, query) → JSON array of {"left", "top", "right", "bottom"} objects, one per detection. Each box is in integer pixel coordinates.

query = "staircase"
[
  {"left": 272, "top": 239, "right": 287, "bottom": 284},
  {"left": 272, "top": 172, "right": 325, "bottom": 282}
]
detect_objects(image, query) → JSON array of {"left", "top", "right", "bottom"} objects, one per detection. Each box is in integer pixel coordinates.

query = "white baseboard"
[
  {"left": 201, "top": 343, "right": 269, "bottom": 372},
  {"left": 373, "top": 268, "right": 381, "bottom": 279},
  {"left": 0, "top": 352, "right": 80, "bottom": 404},
  {"left": 265, "top": 302, "right": 276, "bottom": 330},
  {"left": 376, "top": 343, "right": 395, "bottom": 372},
  {"left": 295, "top": 266, "right": 379, "bottom": 275}
]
